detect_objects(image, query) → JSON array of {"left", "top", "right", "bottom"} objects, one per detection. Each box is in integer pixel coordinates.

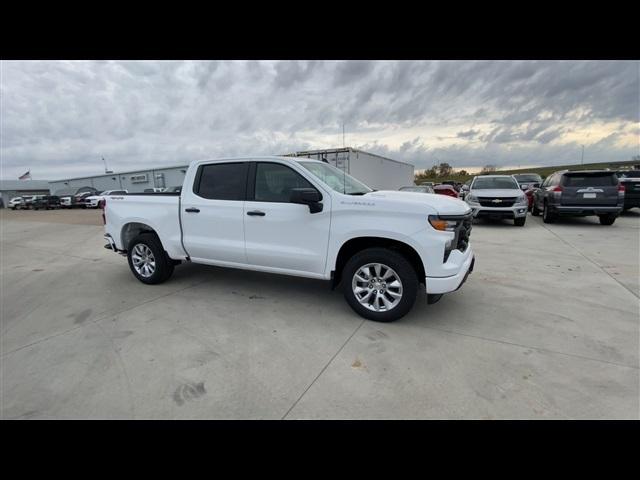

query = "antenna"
[{"left": 343, "top": 122, "right": 345, "bottom": 148}]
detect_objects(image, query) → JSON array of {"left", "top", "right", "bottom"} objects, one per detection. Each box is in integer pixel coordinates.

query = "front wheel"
[
  {"left": 342, "top": 248, "right": 418, "bottom": 322},
  {"left": 127, "top": 233, "right": 175, "bottom": 284}
]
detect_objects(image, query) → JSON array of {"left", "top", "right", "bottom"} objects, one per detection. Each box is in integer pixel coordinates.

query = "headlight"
[
  {"left": 466, "top": 194, "right": 478, "bottom": 203},
  {"left": 428, "top": 215, "right": 459, "bottom": 232},
  {"left": 515, "top": 195, "right": 528, "bottom": 206}
]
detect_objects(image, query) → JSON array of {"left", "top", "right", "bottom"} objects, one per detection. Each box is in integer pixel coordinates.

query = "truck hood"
[
  {"left": 363, "top": 190, "right": 471, "bottom": 215},
  {"left": 469, "top": 189, "right": 524, "bottom": 197}
]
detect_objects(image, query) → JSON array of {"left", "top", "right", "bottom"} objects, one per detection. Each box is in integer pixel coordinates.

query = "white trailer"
[{"left": 284, "top": 148, "right": 414, "bottom": 191}]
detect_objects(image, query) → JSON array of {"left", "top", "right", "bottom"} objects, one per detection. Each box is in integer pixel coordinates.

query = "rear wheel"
[
  {"left": 514, "top": 217, "right": 526, "bottom": 227},
  {"left": 342, "top": 248, "right": 418, "bottom": 322},
  {"left": 542, "top": 202, "right": 556, "bottom": 223},
  {"left": 127, "top": 233, "right": 174, "bottom": 284},
  {"left": 598, "top": 214, "right": 616, "bottom": 226}
]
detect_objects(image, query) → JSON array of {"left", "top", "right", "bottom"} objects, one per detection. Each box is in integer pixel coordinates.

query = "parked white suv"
[
  {"left": 103, "top": 157, "right": 475, "bottom": 322},
  {"left": 9, "top": 197, "right": 25, "bottom": 209},
  {"left": 85, "top": 190, "right": 128, "bottom": 208},
  {"left": 464, "top": 175, "right": 529, "bottom": 226}
]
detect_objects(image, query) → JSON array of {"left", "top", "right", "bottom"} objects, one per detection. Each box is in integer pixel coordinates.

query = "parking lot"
[{"left": 1, "top": 207, "right": 638, "bottom": 419}]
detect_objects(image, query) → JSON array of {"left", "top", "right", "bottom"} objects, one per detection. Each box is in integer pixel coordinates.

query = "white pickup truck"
[{"left": 103, "top": 156, "right": 475, "bottom": 322}]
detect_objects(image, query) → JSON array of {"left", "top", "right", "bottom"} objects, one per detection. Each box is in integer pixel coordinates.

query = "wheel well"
[
  {"left": 332, "top": 237, "right": 425, "bottom": 288},
  {"left": 121, "top": 222, "right": 158, "bottom": 251}
]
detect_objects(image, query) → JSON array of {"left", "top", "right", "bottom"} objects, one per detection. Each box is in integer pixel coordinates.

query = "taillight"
[
  {"left": 618, "top": 184, "right": 625, "bottom": 193},
  {"left": 552, "top": 186, "right": 563, "bottom": 192}
]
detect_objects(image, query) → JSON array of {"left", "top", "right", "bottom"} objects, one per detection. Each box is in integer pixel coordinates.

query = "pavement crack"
[{"left": 281, "top": 319, "right": 366, "bottom": 420}]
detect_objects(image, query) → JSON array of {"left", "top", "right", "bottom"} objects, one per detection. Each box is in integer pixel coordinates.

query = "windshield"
[
  {"left": 473, "top": 177, "right": 519, "bottom": 190},
  {"left": 513, "top": 174, "right": 542, "bottom": 183},
  {"left": 298, "top": 161, "right": 372, "bottom": 195}
]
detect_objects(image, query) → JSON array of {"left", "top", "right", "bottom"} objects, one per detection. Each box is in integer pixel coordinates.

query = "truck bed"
[{"left": 103, "top": 193, "right": 187, "bottom": 259}]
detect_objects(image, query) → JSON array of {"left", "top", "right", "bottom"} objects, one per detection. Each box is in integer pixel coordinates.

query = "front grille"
[
  {"left": 478, "top": 197, "right": 516, "bottom": 207},
  {"left": 443, "top": 212, "right": 473, "bottom": 262},
  {"left": 455, "top": 214, "right": 473, "bottom": 252}
]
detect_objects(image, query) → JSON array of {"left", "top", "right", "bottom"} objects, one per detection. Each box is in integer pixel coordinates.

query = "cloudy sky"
[{"left": 1, "top": 60, "right": 638, "bottom": 180}]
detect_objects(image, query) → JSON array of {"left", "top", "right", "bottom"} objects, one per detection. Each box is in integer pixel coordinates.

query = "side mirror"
[
  {"left": 290, "top": 188, "right": 323, "bottom": 213},
  {"left": 461, "top": 185, "right": 470, "bottom": 191},
  {"left": 520, "top": 184, "right": 529, "bottom": 191}
]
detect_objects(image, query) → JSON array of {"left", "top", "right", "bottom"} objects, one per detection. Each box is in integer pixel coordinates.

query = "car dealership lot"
[{"left": 1, "top": 208, "right": 638, "bottom": 419}]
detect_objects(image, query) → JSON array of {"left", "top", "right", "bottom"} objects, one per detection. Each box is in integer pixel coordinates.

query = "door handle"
[
  {"left": 185, "top": 207, "right": 200, "bottom": 213},
  {"left": 247, "top": 210, "right": 265, "bottom": 216}
]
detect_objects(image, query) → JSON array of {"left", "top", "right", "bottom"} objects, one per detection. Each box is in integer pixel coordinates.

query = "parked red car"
[
  {"left": 433, "top": 184, "right": 459, "bottom": 198},
  {"left": 523, "top": 186, "right": 536, "bottom": 211}
]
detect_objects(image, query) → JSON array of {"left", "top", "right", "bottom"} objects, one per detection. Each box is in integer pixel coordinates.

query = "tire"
[
  {"left": 514, "top": 217, "right": 526, "bottom": 227},
  {"left": 542, "top": 202, "right": 556, "bottom": 223},
  {"left": 342, "top": 247, "right": 419, "bottom": 322},
  {"left": 598, "top": 214, "right": 616, "bottom": 226},
  {"left": 127, "top": 233, "right": 174, "bottom": 284},
  {"left": 531, "top": 201, "right": 540, "bottom": 216}
]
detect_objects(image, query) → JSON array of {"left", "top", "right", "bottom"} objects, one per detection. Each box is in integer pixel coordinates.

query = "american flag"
[{"left": 18, "top": 170, "right": 31, "bottom": 180}]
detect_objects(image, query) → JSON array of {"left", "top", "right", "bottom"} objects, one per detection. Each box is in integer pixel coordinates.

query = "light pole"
[
  {"left": 103, "top": 157, "right": 113, "bottom": 174},
  {"left": 581, "top": 145, "right": 585, "bottom": 165}
]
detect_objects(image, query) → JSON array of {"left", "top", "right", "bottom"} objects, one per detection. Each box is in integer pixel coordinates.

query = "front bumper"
[
  {"left": 468, "top": 204, "right": 528, "bottom": 219},
  {"left": 425, "top": 249, "right": 475, "bottom": 294}
]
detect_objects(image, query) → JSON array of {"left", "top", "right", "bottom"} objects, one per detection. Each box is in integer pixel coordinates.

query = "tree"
[
  {"left": 480, "top": 165, "right": 497, "bottom": 174},
  {"left": 459, "top": 169, "right": 469, "bottom": 176},
  {"left": 437, "top": 162, "right": 453, "bottom": 177}
]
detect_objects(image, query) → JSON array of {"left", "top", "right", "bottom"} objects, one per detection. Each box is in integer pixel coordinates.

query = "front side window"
[
  {"left": 196, "top": 162, "right": 248, "bottom": 200},
  {"left": 254, "top": 163, "right": 315, "bottom": 203}
]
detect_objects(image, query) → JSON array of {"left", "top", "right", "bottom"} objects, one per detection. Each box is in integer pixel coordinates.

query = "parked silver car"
[{"left": 464, "top": 175, "right": 529, "bottom": 226}]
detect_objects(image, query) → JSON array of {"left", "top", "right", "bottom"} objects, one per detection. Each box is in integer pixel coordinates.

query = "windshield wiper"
[{"left": 347, "top": 191, "right": 369, "bottom": 195}]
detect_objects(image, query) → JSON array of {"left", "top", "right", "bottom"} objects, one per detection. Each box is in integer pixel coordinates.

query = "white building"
[
  {"left": 0, "top": 180, "right": 50, "bottom": 208},
  {"left": 46, "top": 148, "right": 415, "bottom": 197},
  {"left": 48, "top": 165, "right": 189, "bottom": 196},
  {"left": 284, "top": 147, "right": 414, "bottom": 190}
]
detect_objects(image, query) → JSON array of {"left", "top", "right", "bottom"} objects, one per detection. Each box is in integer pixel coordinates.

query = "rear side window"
[
  {"left": 196, "top": 162, "right": 249, "bottom": 200},
  {"left": 254, "top": 163, "right": 315, "bottom": 202},
  {"left": 562, "top": 173, "right": 616, "bottom": 187}
]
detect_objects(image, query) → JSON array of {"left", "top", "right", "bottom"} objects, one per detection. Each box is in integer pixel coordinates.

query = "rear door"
[
  {"left": 561, "top": 172, "right": 618, "bottom": 206},
  {"left": 181, "top": 161, "right": 249, "bottom": 264}
]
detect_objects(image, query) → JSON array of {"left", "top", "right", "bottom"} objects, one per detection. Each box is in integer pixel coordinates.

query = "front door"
[{"left": 243, "top": 161, "right": 331, "bottom": 276}]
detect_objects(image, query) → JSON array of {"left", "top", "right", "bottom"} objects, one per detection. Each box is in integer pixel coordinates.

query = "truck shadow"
[{"left": 172, "top": 262, "right": 343, "bottom": 303}]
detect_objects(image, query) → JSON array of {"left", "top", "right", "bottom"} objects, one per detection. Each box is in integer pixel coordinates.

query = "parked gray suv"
[{"left": 532, "top": 170, "right": 624, "bottom": 225}]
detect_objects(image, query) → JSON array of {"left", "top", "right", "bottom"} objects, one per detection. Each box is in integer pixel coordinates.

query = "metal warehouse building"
[
  {"left": 46, "top": 148, "right": 414, "bottom": 196},
  {"left": 48, "top": 165, "right": 189, "bottom": 196},
  {"left": 284, "top": 147, "right": 414, "bottom": 190},
  {"left": 0, "top": 180, "right": 51, "bottom": 208}
]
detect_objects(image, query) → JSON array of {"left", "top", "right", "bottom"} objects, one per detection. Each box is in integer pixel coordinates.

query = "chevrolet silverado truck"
[{"left": 102, "top": 156, "right": 475, "bottom": 322}]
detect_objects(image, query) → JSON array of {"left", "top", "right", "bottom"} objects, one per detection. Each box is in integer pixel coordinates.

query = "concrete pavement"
[{"left": 1, "top": 208, "right": 638, "bottom": 419}]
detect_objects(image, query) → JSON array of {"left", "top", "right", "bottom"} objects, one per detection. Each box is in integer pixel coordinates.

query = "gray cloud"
[{"left": 1, "top": 60, "right": 638, "bottom": 180}]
